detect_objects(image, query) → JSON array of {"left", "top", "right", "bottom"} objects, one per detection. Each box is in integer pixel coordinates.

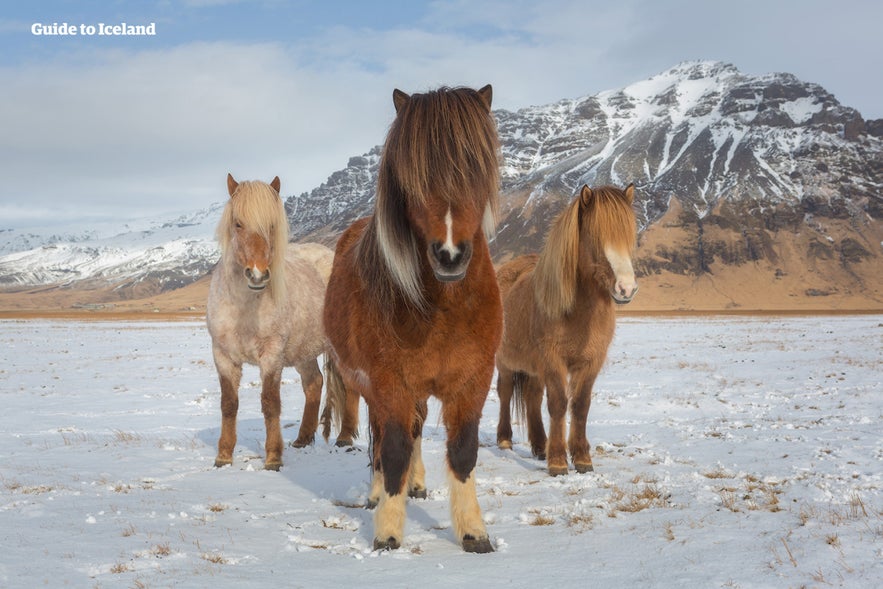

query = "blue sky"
[{"left": 2, "top": 0, "right": 881, "bottom": 226}]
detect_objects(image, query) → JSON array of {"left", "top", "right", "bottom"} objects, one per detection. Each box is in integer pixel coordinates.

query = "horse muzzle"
[
  {"left": 611, "top": 283, "right": 638, "bottom": 305},
  {"left": 428, "top": 240, "right": 472, "bottom": 283},
  {"left": 244, "top": 266, "right": 270, "bottom": 291}
]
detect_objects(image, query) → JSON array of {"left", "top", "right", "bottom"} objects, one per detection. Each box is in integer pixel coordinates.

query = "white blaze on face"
[
  {"left": 604, "top": 246, "right": 637, "bottom": 300},
  {"left": 441, "top": 206, "right": 459, "bottom": 256}
]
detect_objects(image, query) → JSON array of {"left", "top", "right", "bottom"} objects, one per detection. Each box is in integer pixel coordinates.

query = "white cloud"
[{"left": 2, "top": 0, "right": 881, "bottom": 227}]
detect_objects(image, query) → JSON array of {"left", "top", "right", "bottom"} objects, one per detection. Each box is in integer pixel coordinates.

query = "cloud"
[
  {"left": 1, "top": 41, "right": 397, "bottom": 223},
  {"left": 2, "top": 0, "right": 881, "bottom": 227}
]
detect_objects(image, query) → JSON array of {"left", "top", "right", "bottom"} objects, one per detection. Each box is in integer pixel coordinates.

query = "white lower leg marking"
[
  {"left": 375, "top": 488, "right": 407, "bottom": 546},
  {"left": 448, "top": 470, "right": 487, "bottom": 542}
]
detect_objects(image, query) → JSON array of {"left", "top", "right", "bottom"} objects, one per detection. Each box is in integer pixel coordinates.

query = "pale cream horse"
[{"left": 207, "top": 173, "right": 339, "bottom": 470}]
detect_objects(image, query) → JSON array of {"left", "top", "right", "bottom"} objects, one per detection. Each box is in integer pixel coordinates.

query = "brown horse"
[
  {"left": 495, "top": 184, "right": 638, "bottom": 476},
  {"left": 323, "top": 85, "right": 502, "bottom": 552},
  {"left": 207, "top": 174, "right": 341, "bottom": 470}
]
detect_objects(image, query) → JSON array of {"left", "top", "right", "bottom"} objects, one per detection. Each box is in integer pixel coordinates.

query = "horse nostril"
[
  {"left": 432, "top": 242, "right": 462, "bottom": 268},
  {"left": 245, "top": 268, "right": 253, "bottom": 280}
]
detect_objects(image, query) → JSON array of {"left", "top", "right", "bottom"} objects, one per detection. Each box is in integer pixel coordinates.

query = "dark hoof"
[
  {"left": 214, "top": 459, "right": 232, "bottom": 468},
  {"left": 365, "top": 498, "right": 379, "bottom": 510},
  {"left": 575, "top": 463, "right": 594, "bottom": 473},
  {"left": 335, "top": 438, "right": 354, "bottom": 448},
  {"left": 408, "top": 487, "right": 428, "bottom": 500},
  {"left": 290, "top": 438, "right": 313, "bottom": 449},
  {"left": 532, "top": 449, "right": 546, "bottom": 461},
  {"left": 373, "top": 536, "right": 400, "bottom": 551},
  {"left": 462, "top": 535, "right": 494, "bottom": 553},
  {"left": 264, "top": 461, "right": 282, "bottom": 471},
  {"left": 548, "top": 465, "right": 568, "bottom": 477}
]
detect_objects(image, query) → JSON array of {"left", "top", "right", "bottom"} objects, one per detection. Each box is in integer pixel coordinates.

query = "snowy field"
[{"left": 1, "top": 315, "right": 880, "bottom": 588}]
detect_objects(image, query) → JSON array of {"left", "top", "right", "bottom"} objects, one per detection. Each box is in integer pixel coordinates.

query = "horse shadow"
[{"left": 196, "top": 418, "right": 448, "bottom": 548}]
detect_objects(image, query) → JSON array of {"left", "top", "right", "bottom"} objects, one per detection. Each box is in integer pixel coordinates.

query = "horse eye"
[{"left": 234, "top": 221, "right": 243, "bottom": 229}]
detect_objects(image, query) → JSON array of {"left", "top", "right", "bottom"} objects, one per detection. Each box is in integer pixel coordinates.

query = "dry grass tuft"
[{"left": 201, "top": 552, "right": 228, "bottom": 564}]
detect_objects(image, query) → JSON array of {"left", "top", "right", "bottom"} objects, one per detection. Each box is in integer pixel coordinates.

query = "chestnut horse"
[
  {"left": 324, "top": 85, "right": 502, "bottom": 552},
  {"left": 207, "top": 174, "right": 341, "bottom": 470},
  {"left": 495, "top": 184, "right": 638, "bottom": 475}
]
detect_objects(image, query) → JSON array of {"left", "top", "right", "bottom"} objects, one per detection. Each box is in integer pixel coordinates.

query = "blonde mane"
[
  {"left": 533, "top": 185, "right": 636, "bottom": 319},
  {"left": 217, "top": 179, "right": 290, "bottom": 302}
]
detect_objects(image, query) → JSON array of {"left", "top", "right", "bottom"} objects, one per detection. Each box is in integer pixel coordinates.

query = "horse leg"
[
  {"left": 213, "top": 351, "right": 241, "bottom": 467},
  {"left": 543, "top": 368, "right": 569, "bottom": 476},
  {"left": 443, "top": 396, "right": 493, "bottom": 553},
  {"left": 366, "top": 411, "right": 383, "bottom": 509},
  {"left": 408, "top": 399, "right": 428, "bottom": 499},
  {"left": 495, "top": 365, "right": 514, "bottom": 449},
  {"left": 569, "top": 368, "right": 599, "bottom": 473},
  {"left": 373, "top": 409, "right": 414, "bottom": 550},
  {"left": 292, "top": 359, "right": 323, "bottom": 448},
  {"left": 336, "top": 386, "right": 361, "bottom": 447},
  {"left": 259, "top": 366, "right": 284, "bottom": 470},
  {"left": 523, "top": 374, "right": 547, "bottom": 460}
]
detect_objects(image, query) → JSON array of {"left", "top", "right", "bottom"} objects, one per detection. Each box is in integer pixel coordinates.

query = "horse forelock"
[
  {"left": 581, "top": 186, "right": 638, "bottom": 256},
  {"left": 380, "top": 86, "right": 501, "bottom": 230},
  {"left": 216, "top": 180, "right": 290, "bottom": 301}
]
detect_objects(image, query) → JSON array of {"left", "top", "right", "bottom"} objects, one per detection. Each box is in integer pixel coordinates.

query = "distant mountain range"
[{"left": 2, "top": 61, "right": 881, "bottom": 311}]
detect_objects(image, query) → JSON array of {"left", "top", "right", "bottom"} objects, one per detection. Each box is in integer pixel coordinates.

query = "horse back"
[
  {"left": 287, "top": 242, "right": 334, "bottom": 285},
  {"left": 496, "top": 254, "right": 539, "bottom": 300}
]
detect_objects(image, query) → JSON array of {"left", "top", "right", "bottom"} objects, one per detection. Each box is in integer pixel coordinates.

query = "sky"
[{"left": 1, "top": 0, "right": 881, "bottom": 228}]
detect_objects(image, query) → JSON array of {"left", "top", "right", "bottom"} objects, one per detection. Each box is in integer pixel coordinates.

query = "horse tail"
[
  {"left": 320, "top": 354, "right": 350, "bottom": 442},
  {"left": 511, "top": 371, "right": 529, "bottom": 427}
]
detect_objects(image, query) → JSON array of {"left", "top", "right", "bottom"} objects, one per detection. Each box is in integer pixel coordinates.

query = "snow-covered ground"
[{"left": 1, "top": 316, "right": 880, "bottom": 588}]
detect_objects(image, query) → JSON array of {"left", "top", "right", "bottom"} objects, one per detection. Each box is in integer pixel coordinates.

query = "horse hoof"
[
  {"left": 533, "top": 450, "right": 547, "bottom": 461},
  {"left": 373, "top": 536, "right": 400, "bottom": 551},
  {"left": 335, "top": 438, "right": 354, "bottom": 448},
  {"left": 214, "top": 459, "right": 232, "bottom": 468},
  {"left": 548, "top": 465, "right": 568, "bottom": 477},
  {"left": 290, "top": 438, "right": 313, "bottom": 448},
  {"left": 264, "top": 461, "right": 282, "bottom": 471},
  {"left": 408, "top": 487, "right": 428, "bottom": 500},
  {"left": 575, "top": 463, "right": 594, "bottom": 473},
  {"left": 497, "top": 439, "right": 512, "bottom": 450},
  {"left": 462, "top": 535, "right": 494, "bottom": 553}
]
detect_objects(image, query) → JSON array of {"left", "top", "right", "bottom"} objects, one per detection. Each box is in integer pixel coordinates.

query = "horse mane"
[
  {"left": 216, "top": 179, "right": 290, "bottom": 302},
  {"left": 358, "top": 86, "right": 501, "bottom": 313},
  {"left": 533, "top": 185, "right": 636, "bottom": 319}
]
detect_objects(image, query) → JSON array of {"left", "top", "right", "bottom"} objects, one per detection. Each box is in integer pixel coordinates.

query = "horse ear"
[
  {"left": 393, "top": 89, "right": 410, "bottom": 113},
  {"left": 227, "top": 173, "right": 238, "bottom": 198},
  {"left": 624, "top": 183, "right": 635, "bottom": 205},
  {"left": 477, "top": 84, "right": 493, "bottom": 110},
  {"left": 270, "top": 176, "right": 281, "bottom": 194},
  {"left": 579, "top": 185, "right": 593, "bottom": 206}
]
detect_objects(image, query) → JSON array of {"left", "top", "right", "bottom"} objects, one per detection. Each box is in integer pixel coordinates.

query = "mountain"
[
  {"left": 0, "top": 207, "right": 220, "bottom": 298},
  {"left": 1, "top": 61, "right": 881, "bottom": 311}
]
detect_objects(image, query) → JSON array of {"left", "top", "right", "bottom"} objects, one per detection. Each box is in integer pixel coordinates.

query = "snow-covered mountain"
[
  {"left": 2, "top": 61, "right": 881, "bottom": 307},
  {"left": 0, "top": 206, "right": 221, "bottom": 293}
]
